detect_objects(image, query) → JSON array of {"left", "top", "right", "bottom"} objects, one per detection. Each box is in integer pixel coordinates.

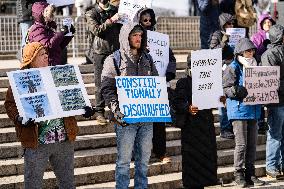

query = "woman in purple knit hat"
[{"left": 28, "top": 1, "right": 75, "bottom": 66}]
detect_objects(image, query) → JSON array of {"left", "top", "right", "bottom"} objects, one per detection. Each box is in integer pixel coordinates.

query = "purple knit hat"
[{"left": 32, "top": 1, "right": 49, "bottom": 22}]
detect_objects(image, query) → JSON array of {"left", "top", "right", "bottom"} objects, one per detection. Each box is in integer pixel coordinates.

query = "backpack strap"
[
  {"left": 113, "top": 50, "right": 121, "bottom": 76},
  {"left": 143, "top": 52, "right": 155, "bottom": 73}
]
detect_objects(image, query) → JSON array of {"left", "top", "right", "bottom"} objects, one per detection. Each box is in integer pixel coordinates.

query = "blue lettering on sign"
[
  {"left": 124, "top": 88, "right": 159, "bottom": 99},
  {"left": 116, "top": 77, "right": 157, "bottom": 89},
  {"left": 123, "top": 103, "right": 170, "bottom": 117}
]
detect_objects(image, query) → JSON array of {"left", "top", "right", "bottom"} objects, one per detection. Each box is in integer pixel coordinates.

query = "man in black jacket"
[{"left": 85, "top": 0, "right": 122, "bottom": 123}]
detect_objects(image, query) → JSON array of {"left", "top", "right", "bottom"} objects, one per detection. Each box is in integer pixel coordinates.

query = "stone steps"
[
  {"left": 0, "top": 131, "right": 266, "bottom": 160},
  {"left": 0, "top": 127, "right": 184, "bottom": 159},
  {"left": 0, "top": 158, "right": 267, "bottom": 189},
  {"left": 77, "top": 162, "right": 270, "bottom": 189},
  {"left": 0, "top": 143, "right": 266, "bottom": 178},
  {"left": 0, "top": 114, "right": 222, "bottom": 142}
]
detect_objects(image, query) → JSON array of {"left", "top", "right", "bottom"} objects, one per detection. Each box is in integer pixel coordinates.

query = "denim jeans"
[
  {"left": 218, "top": 107, "right": 233, "bottom": 132},
  {"left": 115, "top": 122, "right": 153, "bottom": 189},
  {"left": 266, "top": 105, "right": 284, "bottom": 172}
]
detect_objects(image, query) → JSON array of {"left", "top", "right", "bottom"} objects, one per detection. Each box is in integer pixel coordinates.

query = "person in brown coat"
[{"left": 5, "top": 42, "right": 92, "bottom": 189}]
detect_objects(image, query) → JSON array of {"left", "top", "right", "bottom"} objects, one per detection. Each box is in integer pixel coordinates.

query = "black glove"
[
  {"left": 60, "top": 25, "right": 69, "bottom": 35},
  {"left": 82, "top": 106, "right": 94, "bottom": 118},
  {"left": 70, "top": 24, "right": 76, "bottom": 34},
  {"left": 16, "top": 115, "right": 35, "bottom": 127},
  {"left": 110, "top": 100, "right": 128, "bottom": 127},
  {"left": 232, "top": 86, "right": 248, "bottom": 100},
  {"left": 166, "top": 72, "right": 175, "bottom": 82}
]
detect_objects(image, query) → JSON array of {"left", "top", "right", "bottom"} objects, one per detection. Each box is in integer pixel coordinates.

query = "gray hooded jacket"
[
  {"left": 101, "top": 22, "right": 158, "bottom": 105},
  {"left": 261, "top": 24, "right": 284, "bottom": 104}
]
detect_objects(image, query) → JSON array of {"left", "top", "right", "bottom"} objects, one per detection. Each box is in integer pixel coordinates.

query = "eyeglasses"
[{"left": 143, "top": 18, "right": 152, "bottom": 23}]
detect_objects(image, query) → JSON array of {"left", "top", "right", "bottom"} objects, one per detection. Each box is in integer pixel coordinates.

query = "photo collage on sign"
[{"left": 14, "top": 70, "right": 51, "bottom": 119}]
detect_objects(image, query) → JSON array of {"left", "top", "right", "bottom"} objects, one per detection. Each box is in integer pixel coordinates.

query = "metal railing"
[{"left": 0, "top": 15, "right": 258, "bottom": 57}]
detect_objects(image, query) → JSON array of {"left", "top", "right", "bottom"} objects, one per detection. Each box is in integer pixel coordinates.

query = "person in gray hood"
[
  {"left": 260, "top": 24, "right": 284, "bottom": 180},
  {"left": 101, "top": 22, "right": 158, "bottom": 188}
]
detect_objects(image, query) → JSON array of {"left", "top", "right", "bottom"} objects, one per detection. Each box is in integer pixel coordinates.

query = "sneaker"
[
  {"left": 266, "top": 169, "right": 284, "bottom": 180},
  {"left": 234, "top": 171, "right": 247, "bottom": 188},
  {"left": 220, "top": 130, "right": 235, "bottom": 139},
  {"left": 95, "top": 113, "right": 107, "bottom": 124},
  {"left": 247, "top": 176, "right": 265, "bottom": 186},
  {"left": 159, "top": 156, "right": 172, "bottom": 164}
]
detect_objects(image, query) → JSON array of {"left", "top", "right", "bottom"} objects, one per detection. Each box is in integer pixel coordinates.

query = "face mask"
[{"left": 238, "top": 56, "right": 257, "bottom": 67}]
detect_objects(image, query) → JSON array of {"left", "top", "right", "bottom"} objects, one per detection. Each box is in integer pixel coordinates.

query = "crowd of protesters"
[{"left": 5, "top": 0, "right": 284, "bottom": 188}]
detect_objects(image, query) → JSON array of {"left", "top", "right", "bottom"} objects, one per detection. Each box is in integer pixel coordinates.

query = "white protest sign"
[
  {"left": 243, "top": 66, "right": 280, "bottom": 105},
  {"left": 147, "top": 31, "right": 169, "bottom": 77},
  {"left": 7, "top": 65, "right": 91, "bottom": 122},
  {"left": 62, "top": 17, "right": 73, "bottom": 36},
  {"left": 226, "top": 28, "right": 246, "bottom": 47},
  {"left": 118, "top": 0, "right": 152, "bottom": 23},
  {"left": 191, "top": 48, "right": 223, "bottom": 110},
  {"left": 115, "top": 76, "right": 171, "bottom": 123},
  {"left": 46, "top": 0, "right": 74, "bottom": 7}
]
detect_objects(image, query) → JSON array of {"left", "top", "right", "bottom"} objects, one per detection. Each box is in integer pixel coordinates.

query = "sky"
[{"left": 152, "top": 0, "right": 189, "bottom": 16}]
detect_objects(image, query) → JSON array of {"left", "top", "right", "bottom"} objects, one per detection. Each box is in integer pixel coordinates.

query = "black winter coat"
[
  {"left": 174, "top": 76, "right": 218, "bottom": 188},
  {"left": 85, "top": 4, "right": 122, "bottom": 55}
]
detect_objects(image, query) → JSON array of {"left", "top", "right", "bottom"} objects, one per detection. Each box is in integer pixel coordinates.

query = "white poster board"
[
  {"left": 243, "top": 66, "right": 280, "bottom": 105},
  {"left": 226, "top": 28, "right": 246, "bottom": 48},
  {"left": 47, "top": 0, "right": 74, "bottom": 7},
  {"left": 147, "top": 31, "right": 169, "bottom": 77},
  {"left": 116, "top": 76, "right": 171, "bottom": 123},
  {"left": 118, "top": 0, "right": 152, "bottom": 23},
  {"left": 191, "top": 48, "right": 223, "bottom": 110},
  {"left": 7, "top": 65, "right": 91, "bottom": 122}
]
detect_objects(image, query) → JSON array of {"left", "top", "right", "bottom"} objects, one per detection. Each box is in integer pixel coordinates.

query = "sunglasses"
[
  {"left": 143, "top": 18, "right": 152, "bottom": 23},
  {"left": 245, "top": 49, "right": 255, "bottom": 53}
]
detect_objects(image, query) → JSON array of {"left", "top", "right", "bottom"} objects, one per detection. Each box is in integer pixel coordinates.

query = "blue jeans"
[
  {"left": 218, "top": 107, "right": 232, "bottom": 132},
  {"left": 20, "top": 21, "right": 32, "bottom": 48},
  {"left": 266, "top": 105, "right": 284, "bottom": 172},
  {"left": 115, "top": 123, "right": 153, "bottom": 189}
]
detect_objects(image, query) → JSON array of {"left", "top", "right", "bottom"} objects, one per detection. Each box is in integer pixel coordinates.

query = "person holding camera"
[{"left": 27, "top": 1, "right": 75, "bottom": 66}]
